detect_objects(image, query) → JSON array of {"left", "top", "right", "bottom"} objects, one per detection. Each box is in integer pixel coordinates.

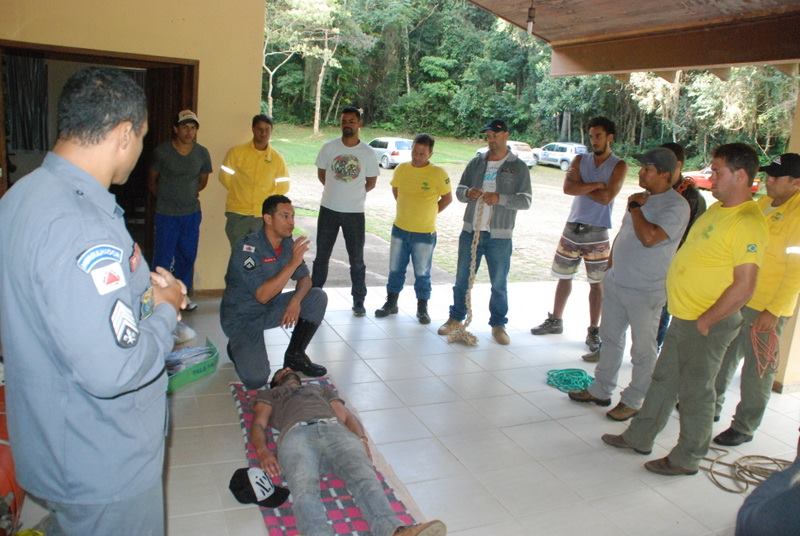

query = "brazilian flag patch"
[{"left": 746, "top": 244, "right": 758, "bottom": 253}]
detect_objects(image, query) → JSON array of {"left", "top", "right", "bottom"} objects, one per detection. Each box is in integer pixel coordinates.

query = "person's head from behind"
[
  {"left": 252, "top": 114, "right": 274, "bottom": 149},
  {"left": 660, "top": 142, "right": 685, "bottom": 184},
  {"left": 411, "top": 133, "right": 435, "bottom": 167},
  {"left": 710, "top": 143, "right": 759, "bottom": 202},
  {"left": 340, "top": 106, "right": 363, "bottom": 138},
  {"left": 587, "top": 116, "right": 616, "bottom": 156},
  {"left": 262, "top": 194, "right": 294, "bottom": 238},
  {"left": 57, "top": 67, "right": 148, "bottom": 185},
  {"left": 269, "top": 367, "right": 302, "bottom": 389}
]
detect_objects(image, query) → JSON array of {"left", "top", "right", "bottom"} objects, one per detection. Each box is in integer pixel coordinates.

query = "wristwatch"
[{"left": 628, "top": 200, "right": 642, "bottom": 212}]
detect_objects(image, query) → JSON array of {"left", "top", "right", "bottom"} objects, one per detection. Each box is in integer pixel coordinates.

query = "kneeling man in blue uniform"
[{"left": 221, "top": 195, "right": 327, "bottom": 388}]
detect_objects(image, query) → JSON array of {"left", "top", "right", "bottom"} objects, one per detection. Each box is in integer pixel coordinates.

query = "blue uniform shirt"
[
  {"left": 0, "top": 153, "right": 177, "bottom": 503},
  {"left": 220, "top": 229, "right": 309, "bottom": 335}
]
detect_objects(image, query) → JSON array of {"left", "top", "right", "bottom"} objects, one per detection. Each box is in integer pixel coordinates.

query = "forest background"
[{"left": 262, "top": 0, "right": 798, "bottom": 168}]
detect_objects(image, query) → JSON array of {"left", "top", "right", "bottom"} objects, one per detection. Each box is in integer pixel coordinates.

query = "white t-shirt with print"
[
  {"left": 474, "top": 156, "right": 507, "bottom": 231},
  {"left": 316, "top": 138, "right": 379, "bottom": 213}
]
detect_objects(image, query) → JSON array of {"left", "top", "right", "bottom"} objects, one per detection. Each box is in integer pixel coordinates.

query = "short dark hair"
[
  {"left": 252, "top": 114, "right": 274, "bottom": 127},
  {"left": 413, "top": 133, "right": 435, "bottom": 150},
  {"left": 713, "top": 143, "right": 760, "bottom": 183},
  {"left": 341, "top": 106, "right": 362, "bottom": 120},
  {"left": 660, "top": 142, "right": 685, "bottom": 163},
  {"left": 587, "top": 116, "right": 616, "bottom": 137},
  {"left": 262, "top": 194, "right": 292, "bottom": 216},
  {"left": 57, "top": 67, "right": 147, "bottom": 145}
]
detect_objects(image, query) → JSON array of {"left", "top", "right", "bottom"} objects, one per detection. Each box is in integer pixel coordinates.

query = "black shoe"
[
  {"left": 375, "top": 292, "right": 399, "bottom": 318},
  {"left": 416, "top": 299, "right": 430, "bottom": 325},
  {"left": 713, "top": 427, "right": 753, "bottom": 446},
  {"left": 283, "top": 319, "right": 327, "bottom": 377},
  {"left": 352, "top": 299, "right": 366, "bottom": 317}
]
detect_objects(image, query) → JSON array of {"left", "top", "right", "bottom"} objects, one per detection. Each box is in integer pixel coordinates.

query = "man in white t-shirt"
[{"left": 311, "top": 106, "right": 379, "bottom": 316}]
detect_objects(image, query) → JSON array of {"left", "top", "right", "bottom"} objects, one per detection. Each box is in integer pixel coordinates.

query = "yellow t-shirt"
[
  {"left": 219, "top": 142, "right": 289, "bottom": 217},
  {"left": 666, "top": 200, "right": 768, "bottom": 320},
  {"left": 747, "top": 192, "right": 800, "bottom": 317},
  {"left": 391, "top": 162, "right": 451, "bottom": 233}
]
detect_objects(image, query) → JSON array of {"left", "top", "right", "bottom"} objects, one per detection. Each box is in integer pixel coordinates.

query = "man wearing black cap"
[
  {"left": 713, "top": 153, "right": 800, "bottom": 447},
  {"left": 437, "top": 119, "right": 532, "bottom": 345},
  {"left": 251, "top": 368, "right": 447, "bottom": 536},
  {"left": 568, "top": 148, "right": 689, "bottom": 422}
]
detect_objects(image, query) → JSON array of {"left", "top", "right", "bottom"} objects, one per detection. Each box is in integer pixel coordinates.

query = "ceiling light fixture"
[{"left": 526, "top": 1, "right": 536, "bottom": 35}]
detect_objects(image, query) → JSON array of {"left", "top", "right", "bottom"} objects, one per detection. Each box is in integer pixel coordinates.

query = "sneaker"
[
  {"left": 394, "top": 520, "right": 447, "bottom": 536},
  {"left": 606, "top": 402, "right": 638, "bottom": 422},
  {"left": 352, "top": 300, "right": 366, "bottom": 317},
  {"left": 437, "top": 318, "right": 462, "bottom": 336},
  {"left": 713, "top": 427, "right": 753, "bottom": 446},
  {"left": 585, "top": 326, "right": 601, "bottom": 351},
  {"left": 601, "top": 433, "right": 651, "bottom": 455},
  {"left": 173, "top": 321, "right": 197, "bottom": 345},
  {"left": 492, "top": 326, "right": 510, "bottom": 345},
  {"left": 581, "top": 349, "right": 600, "bottom": 363},
  {"left": 531, "top": 313, "right": 563, "bottom": 335},
  {"left": 568, "top": 389, "right": 611, "bottom": 407},
  {"left": 644, "top": 456, "right": 698, "bottom": 476},
  {"left": 184, "top": 297, "right": 198, "bottom": 312}
]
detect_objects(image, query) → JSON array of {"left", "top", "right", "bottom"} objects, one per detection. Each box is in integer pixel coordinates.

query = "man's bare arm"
[
  {"left": 317, "top": 168, "right": 326, "bottom": 185},
  {"left": 438, "top": 192, "right": 453, "bottom": 212},
  {"left": 585, "top": 160, "right": 628, "bottom": 205},
  {"left": 697, "top": 263, "right": 759, "bottom": 335},
  {"left": 563, "top": 155, "right": 604, "bottom": 197},
  {"left": 330, "top": 400, "right": 371, "bottom": 461},
  {"left": 628, "top": 193, "right": 669, "bottom": 247},
  {"left": 198, "top": 172, "right": 210, "bottom": 192},
  {"left": 251, "top": 401, "right": 280, "bottom": 478},
  {"left": 365, "top": 176, "right": 377, "bottom": 192},
  {"left": 255, "top": 237, "right": 309, "bottom": 304},
  {"left": 147, "top": 169, "right": 159, "bottom": 197}
]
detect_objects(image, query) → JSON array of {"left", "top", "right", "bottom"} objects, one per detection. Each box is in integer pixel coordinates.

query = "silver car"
[
  {"left": 532, "top": 142, "right": 589, "bottom": 171},
  {"left": 368, "top": 137, "right": 413, "bottom": 169},
  {"left": 475, "top": 140, "right": 537, "bottom": 168}
]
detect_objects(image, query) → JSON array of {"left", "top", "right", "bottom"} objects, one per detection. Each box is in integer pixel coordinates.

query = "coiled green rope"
[{"left": 546, "top": 368, "right": 594, "bottom": 393}]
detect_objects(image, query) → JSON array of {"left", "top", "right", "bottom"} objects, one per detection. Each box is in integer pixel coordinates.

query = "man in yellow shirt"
[
  {"left": 713, "top": 153, "right": 800, "bottom": 446},
  {"left": 219, "top": 114, "right": 289, "bottom": 248},
  {"left": 374, "top": 134, "right": 452, "bottom": 323},
  {"left": 602, "top": 143, "right": 769, "bottom": 477}
]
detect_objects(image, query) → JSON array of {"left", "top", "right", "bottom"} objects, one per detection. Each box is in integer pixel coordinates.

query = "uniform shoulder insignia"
[
  {"left": 110, "top": 299, "right": 139, "bottom": 348},
  {"left": 243, "top": 256, "right": 257, "bottom": 270},
  {"left": 77, "top": 244, "right": 123, "bottom": 273},
  {"left": 243, "top": 244, "right": 256, "bottom": 253}
]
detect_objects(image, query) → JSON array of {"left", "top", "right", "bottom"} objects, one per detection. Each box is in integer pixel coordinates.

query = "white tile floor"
[{"left": 21, "top": 281, "right": 800, "bottom": 535}]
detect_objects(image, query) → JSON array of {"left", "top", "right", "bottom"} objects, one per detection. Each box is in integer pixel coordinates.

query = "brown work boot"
[
  {"left": 394, "top": 520, "right": 447, "bottom": 536},
  {"left": 601, "top": 433, "right": 651, "bottom": 455},
  {"left": 568, "top": 389, "right": 611, "bottom": 407},
  {"left": 437, "top": 318, "right": 461, "bottom": 336},
  {"left": 491, "top": 326, "right": 510, "bottom": 345},
  {"left": 581, "top": 349, "right": 600, "bottom": 363},
  {"left": 606, "top": 402, "right": 638, "bottom": 422},
  {"left": 644, "top": 456, "right": 698, "bottom": 476}
]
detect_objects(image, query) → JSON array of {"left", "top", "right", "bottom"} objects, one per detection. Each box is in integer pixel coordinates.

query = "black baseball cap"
[
  {"left": 480, "top": 119, "right": 508, "bottom": 133},
  {"left": 229, "top": 467, "right": 290, "bottom": 508},
  {"left": 759, "top": 153, "right": 800, "bottom": 178}
]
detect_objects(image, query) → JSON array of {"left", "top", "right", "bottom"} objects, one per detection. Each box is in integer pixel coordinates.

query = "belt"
[
  {"left": 285, "top": 417, "right": 338, "bottom": 436},
  {"left": 568, "top": 222, "right": 602, "bottom": 234}
]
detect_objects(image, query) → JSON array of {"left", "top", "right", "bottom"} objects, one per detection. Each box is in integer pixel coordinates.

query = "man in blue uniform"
[
  {"left": 0, "top": 68, "right": 186, "bottom": 535},
  {"left": 221, "top": 194, "right": 328, "bottom": 388}
]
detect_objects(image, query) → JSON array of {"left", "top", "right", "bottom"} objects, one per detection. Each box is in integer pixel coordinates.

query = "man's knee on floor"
[{"left": 228, "top": 342, "right": 270, "bottom": 390}]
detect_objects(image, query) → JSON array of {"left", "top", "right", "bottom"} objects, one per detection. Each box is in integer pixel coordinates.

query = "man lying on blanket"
[{"left": 251, "top": 367, "right": 447, "bottom": 536}]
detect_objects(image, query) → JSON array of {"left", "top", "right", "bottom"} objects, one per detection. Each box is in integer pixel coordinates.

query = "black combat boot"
[
  {"left": 416, "top": 299, "right": 430, "bottom": 324},
  {"left": 283, "top": 318, "right": 327, "bottom": 377},
  {"left": 375, "top": 292, "right": 399, "bottom": 318}
]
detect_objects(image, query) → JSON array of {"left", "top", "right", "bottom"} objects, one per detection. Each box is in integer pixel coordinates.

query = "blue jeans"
[
  {"left": 449, "top": 230, "right": 512, "bottom": 327},
  {"left": 278, "top": 422, "right": 403, "bottom": 536},
  {"left": 312, "top": 206, "right": 366, "bottom": 299},
  {"left": 153, "top": 211, "right": 201, "bottom": 291},
  {"left": 387, "top": 225, "right": 436, "bottom": 300}
]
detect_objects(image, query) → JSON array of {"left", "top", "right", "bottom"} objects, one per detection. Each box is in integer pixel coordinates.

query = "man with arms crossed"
[
  {"left": 531, "top": 116, "right": 627, "bottom": 353},
  {"left": 602, "top": 143, "right": 768, "bottom": 476},
  {"left": 0, "top": 68, "right": 186, "bottom": 535},
  {"left": 312, "top": 106, "right": 379, "bottom": 316},
  {"left": 374, "top": 133, "right": 452, "bottom": 324}
]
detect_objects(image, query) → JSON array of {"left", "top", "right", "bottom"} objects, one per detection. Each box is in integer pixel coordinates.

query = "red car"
[{"left": 683, "top": 166, "right": 761, "bottom": 194}]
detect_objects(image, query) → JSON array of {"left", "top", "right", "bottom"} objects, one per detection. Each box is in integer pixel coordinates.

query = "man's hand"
[
  {"left": 482, "top": 192, "right": 500, "bottom": 206},
  {"left": 257, "top": 447, "right": 281, "bottom": 479},
  {"left": 150, "top": 267, "right": 186, "bottom": 319},
  {"left": 292, "top": 236, "right": 310, "bottom": 267},
  {"left": 467, "top": 187, "right": 483, "bottom": 200},
  {"left": 753, "top": 310, "right": 779, "bottom": 333},
  {"left": 628, "top": 191, "right": 650, "bottom": 206},
  {"left": 281, "top": 298, "right": 301, "bottom": 329},
  {"left": 360, "top": 437, "right": 373, "bottom": 463},
  {"left": 696, "top": 314, "right": 712, "bottom": 336}
]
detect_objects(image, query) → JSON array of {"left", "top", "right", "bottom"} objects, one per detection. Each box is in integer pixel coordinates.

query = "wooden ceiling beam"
[{"left": 550, "top": 14, "right": 800, "bottom": 76}]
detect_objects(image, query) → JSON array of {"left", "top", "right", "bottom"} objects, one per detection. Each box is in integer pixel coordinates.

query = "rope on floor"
[
  {"left": 701, "top": 446, "right": 792, "bottom": 494},
  {"left": 546, "top": 368, "right": 594, "bottom": 393},
  {"left": 447, "top": 200, "right": 484, "bottom": 347}
]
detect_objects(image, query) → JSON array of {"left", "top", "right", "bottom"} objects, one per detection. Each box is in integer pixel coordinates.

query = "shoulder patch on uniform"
[
  {"left": 747, "top": 244, "right": 758, "bottom": 253},
  {"left": 243, "top": 256, "right": 256, "bottom": 270},
  {"left": 77, "top": 244, "right": 124, "bottom": 273},
  {"left": 91, "top": 262, "right": 127, "bottom": 295},
  {"left": 243, "top": 244, "right": 256, "bottom": 253},
  {"left": 110, "top": 299, "right": 139, "bottom": 348}
]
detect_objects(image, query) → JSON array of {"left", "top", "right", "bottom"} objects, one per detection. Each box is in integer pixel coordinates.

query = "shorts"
[{"left": 551, "top": 222, "right": 610, "bottom": 283}]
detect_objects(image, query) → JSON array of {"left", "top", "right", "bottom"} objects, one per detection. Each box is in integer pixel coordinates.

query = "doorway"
[{"left": 0, "top": 40, "right": 198, "bottom": 261}]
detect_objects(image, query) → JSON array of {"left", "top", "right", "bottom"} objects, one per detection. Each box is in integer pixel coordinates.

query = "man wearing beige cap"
[{"left": 148, "top": 109, "right": 212, "bottom": 311}]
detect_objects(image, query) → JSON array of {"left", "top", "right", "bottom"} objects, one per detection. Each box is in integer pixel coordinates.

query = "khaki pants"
[
  {"left": 622, "top": 314, "right": 742, "bottom": 470},
  {"left": 225, "top": 212, "right": 263, "bottom": 248}
]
